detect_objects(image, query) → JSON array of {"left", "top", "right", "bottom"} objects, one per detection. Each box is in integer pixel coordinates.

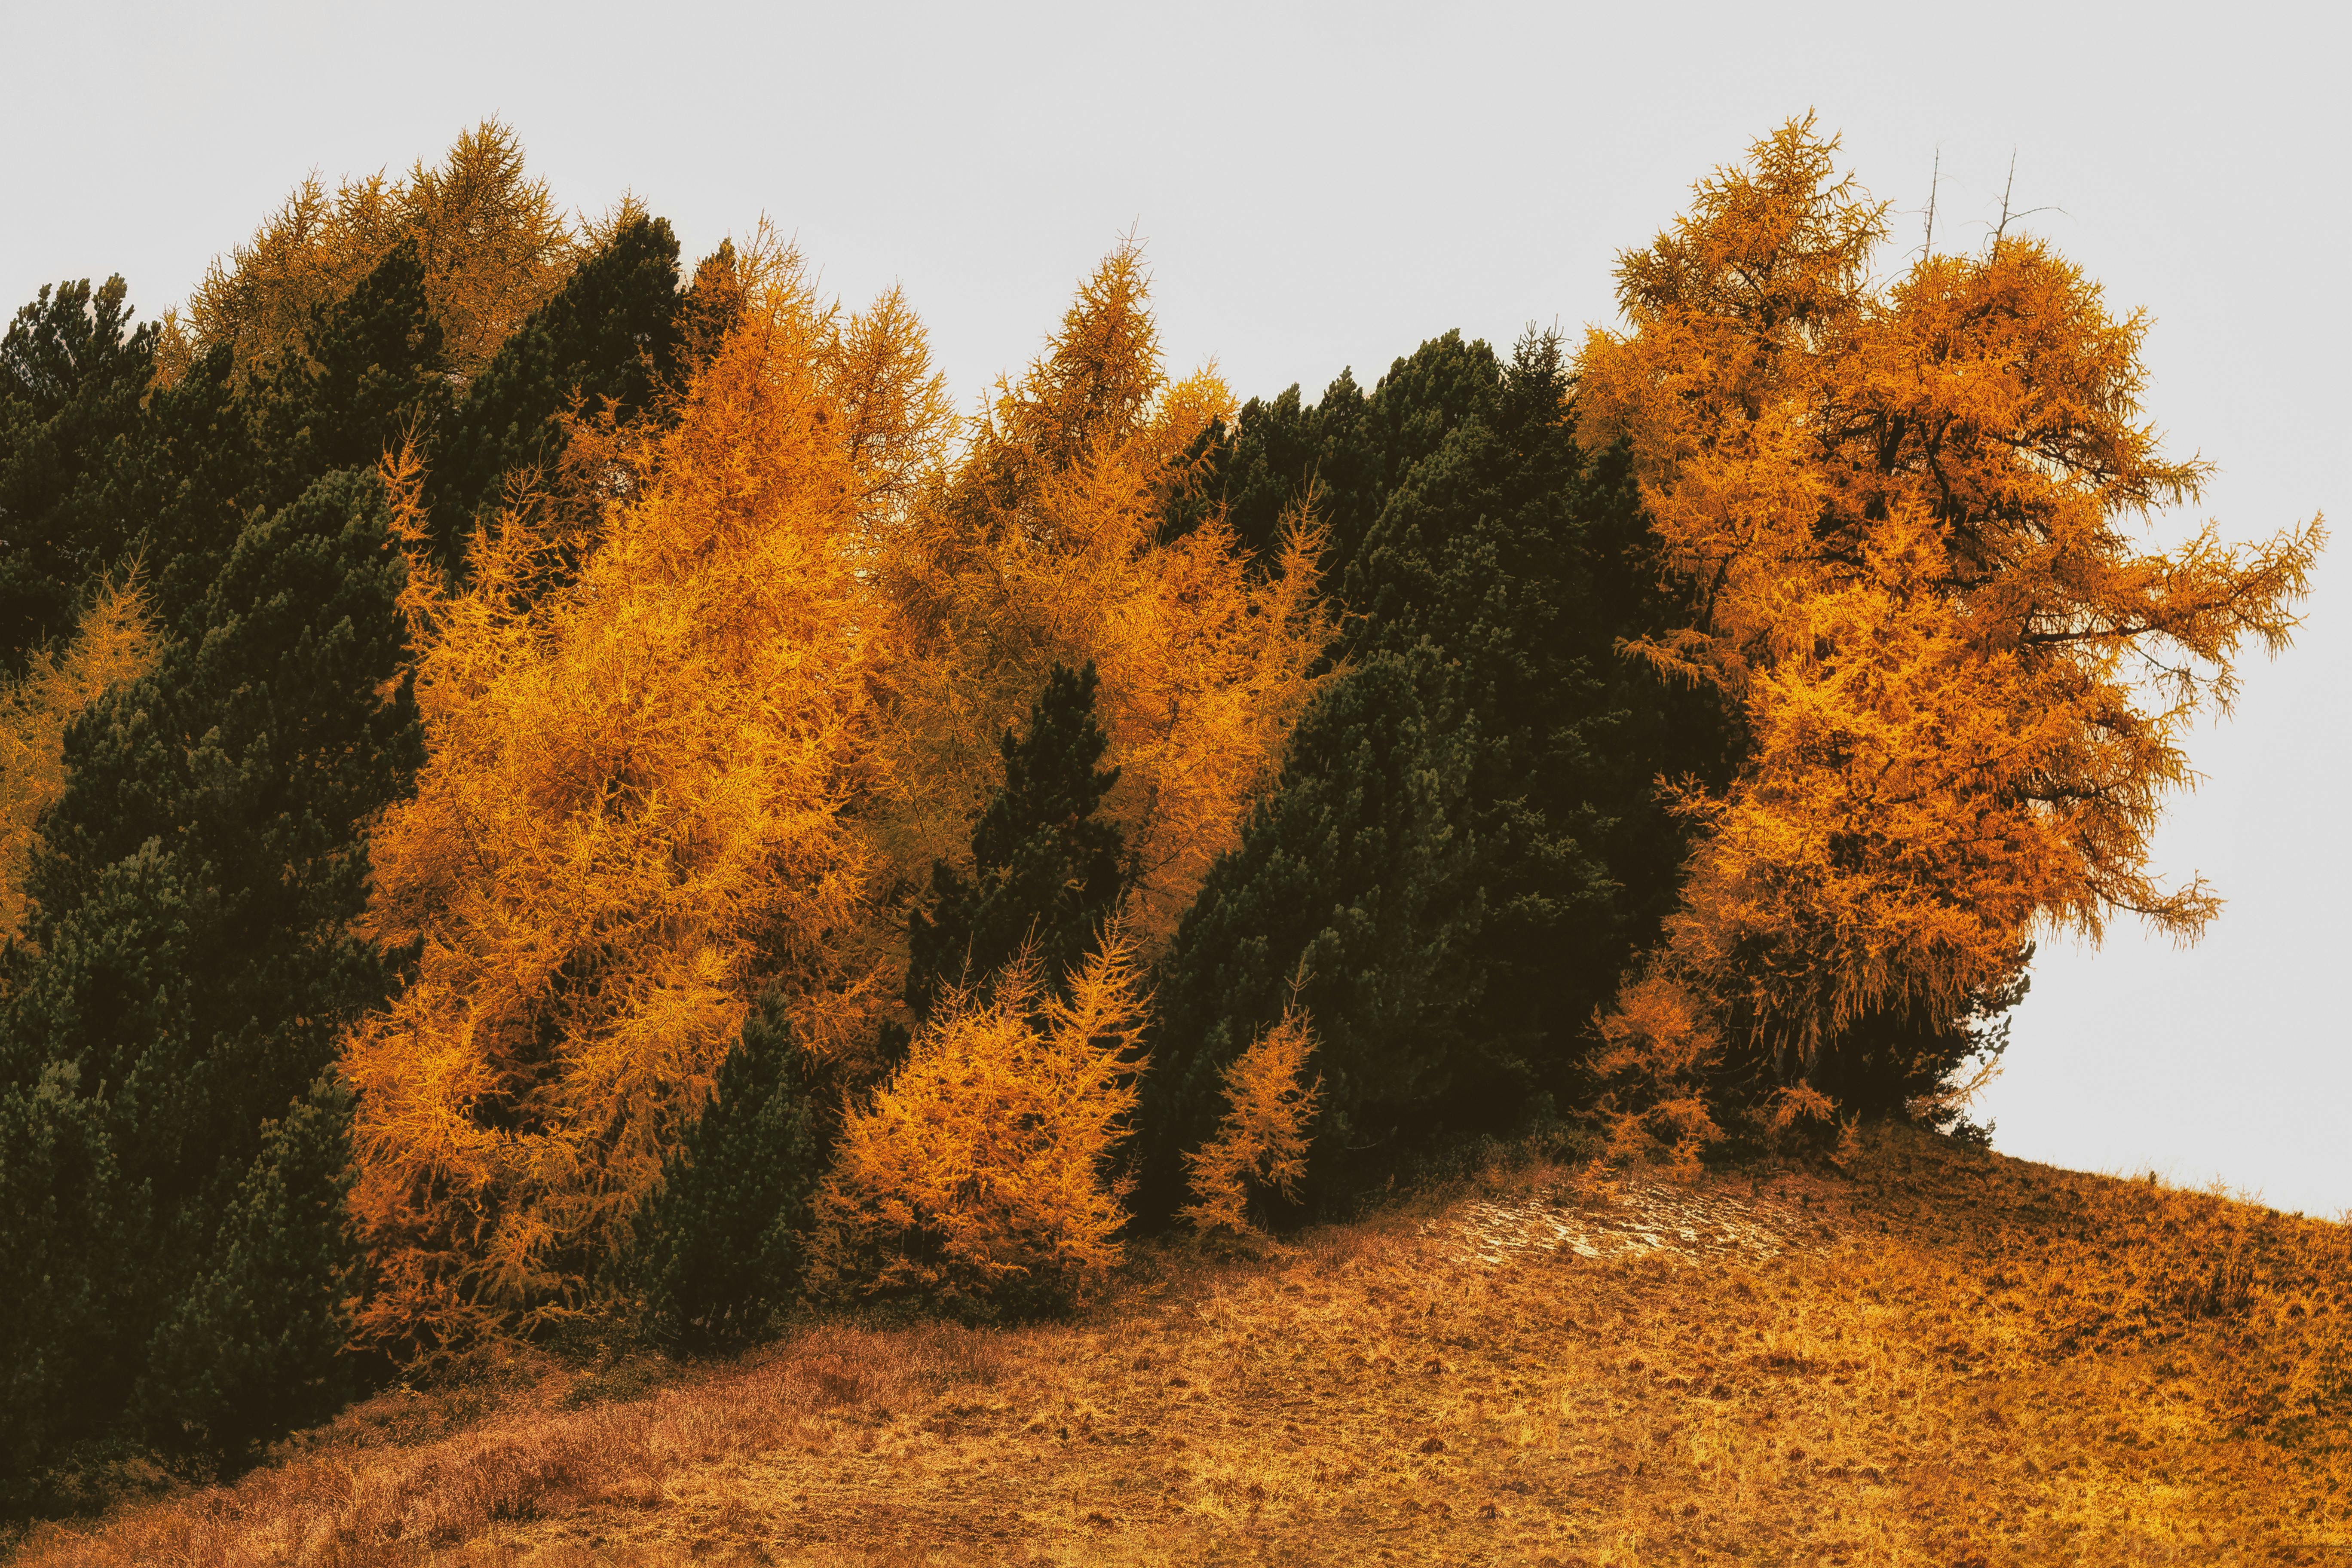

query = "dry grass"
[{"left": 14, "top": 1125, "right": 2350, "bottom": 1566}]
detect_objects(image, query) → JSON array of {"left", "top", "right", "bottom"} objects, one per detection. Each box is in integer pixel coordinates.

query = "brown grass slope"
[{"left": 15, "top": 1125, "right": 2350, "bottom": 1567}]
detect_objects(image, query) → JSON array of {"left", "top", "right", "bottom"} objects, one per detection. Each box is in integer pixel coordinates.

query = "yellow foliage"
[
  {"left": 165, "top": 119, "right": 574, "bottom": 386},
  {"left": 343, "top": 230, "right": 952, "bottom": 1350},
  {"left": 1580, "top": 118, "right": 2324, "bottom": 1084},
  {"left": 0, "top": 581, "right": 162, "bottom": 947},
  {"left": 1179, "top": 996, "right": 1322, "bottom": 1235},
  {"left": 1589, "top": 968, "right": 1727, "bottom": 1174},
  {"left": 874, "top": 240, "right": 1334, "bottom": 949},
  {"left": 810, "top": 928, "right": 1150, "bottom": 1316}
]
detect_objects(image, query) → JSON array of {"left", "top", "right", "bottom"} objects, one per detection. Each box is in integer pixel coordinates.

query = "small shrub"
[
  {"left": 1590, "top": 968, "right": 1727, "bottom": 1173},
  {"left": 1181, "top": 996, "right": 1321, "bottom": 1235},
  {"left": 810, "top": 928, "right": 1148, "bottom": 1320}
]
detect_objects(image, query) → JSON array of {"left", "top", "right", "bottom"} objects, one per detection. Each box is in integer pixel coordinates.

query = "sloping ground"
[{"left": 14, "top": 1126, "right": 2351, "bottom": 1566}]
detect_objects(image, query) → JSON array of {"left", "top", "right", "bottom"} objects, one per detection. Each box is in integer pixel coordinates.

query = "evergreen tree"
[
  {"left": 425, "top": 215, "right": 686, "bottom": 575},
  {"left": 904, "top": 662, "right": 1125, "bottom": 1029},
  {"left": 122, "top": 343, "right": 264, "bottom": 643},
  {"left": 1160, "top": 331, "right": 1501, "bottom": 580},
  {"left": 0, "top": 241, "right": 462, "bottom": 678},
  {"left": 1142, "top": 650, "right": 1476, "bottom": 1210},
  {"left": 0, "top": 458, "right": 419, "bottom": 1479},
  {"left": 0, "top": 247, "right": 455, "bottom": 1483},
  {"left": 0, "top": 1059, "right": 124, "bottom": 1490},
  {"left": 0, "top": 277, "right": 159, "bottom": 671},
  {"left": 136, "top": 1070, "right": 362, "bottom": 1456},
  {"left": 623, "top": 988, "right": 830, "bottom": 1351},
  {"left": 673, "top": 239, "right": 748, "bottom": 374},
  {"left": 97, "top": 240, "right": 456, "bottom": 655},
  {"left": 1143, "top": 332, "right": 1736, "bottom": 1216},
  {"left": 245, "top": 239, "right": 452, "bottom": 510}
]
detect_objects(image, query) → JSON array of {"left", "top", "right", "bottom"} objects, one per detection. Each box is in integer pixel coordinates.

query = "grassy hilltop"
[
  {"left": 6, "top": 120, "right": 2329, "bottom": 1543},
  {"left": 15, "top": 1126, "right": 2348, "bottom": 1567}
]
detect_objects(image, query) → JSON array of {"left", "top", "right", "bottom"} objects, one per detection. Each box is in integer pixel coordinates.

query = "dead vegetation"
[{"left": 14, "top": 1125, "right": 2350, "bottom": 1566}]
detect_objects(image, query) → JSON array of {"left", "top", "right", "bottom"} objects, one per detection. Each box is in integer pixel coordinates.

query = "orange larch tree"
[
  {"left": 1179, "top": 989, "right": 1323, "bottom": 1237},
  {"left": 809, "top": 928, "right": 1151, "bottom": 1318},
  {"left": 342, "top": 231, "right": 952, "bottom": 1350},
  {"left": 0, "top": 581, "right": 161, "bottom": 947},
  {"left": 872, "top": 240, "right": 1333, "bottom": 952},
  {"left": 163, "top": 119, "right": 576, "bottom": 386},
  {"left": 1577, "top": 119, "right": 2323, "bottom": 1124}
]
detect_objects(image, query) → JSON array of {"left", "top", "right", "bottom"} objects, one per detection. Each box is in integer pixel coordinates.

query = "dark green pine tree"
[
  {"left": 425, "top": 215, "right": 687, "bottom": 578},
  {"left": 121, "top": 341, "right": 266, "bottom": 643},
  {"left": 1159, "top": 330, "right": 1502, "bottom": 580},
  {"left": 0, "top": 1058, "right": 125, "bottom": 1490},
  {"left": 94, "top": 241, "right": 456, "bottom": 657},
  {"left": 1142, "top": 330, "right": 1738, "bottom": 1218},
  {"left": 1337, "top": 331, "right": 1724, "bottom": 1048},
  {"left": 0, "top": 276, "right": 160, "bottom": 671},
  {"left": 622, "top": 987, "right": 830, "bottom": 1351},
  {"left": 1142, "top": 649, "right": 1482, "bottom": 1210},
  {"left": 245, "top": 239, "right": 453, "bottom": 511},
  {"left": 0, "top": 447, "right": 421, "bottom": 1479},
  {"left": 135, "top": 1070, "right": 364, "bottom": 1455},
  {"left": 903, "top": 662, "right": 1126, "bottom": 1032},
  {"left": 0, "top": 230, "right": 711, "bottom": 1481}
]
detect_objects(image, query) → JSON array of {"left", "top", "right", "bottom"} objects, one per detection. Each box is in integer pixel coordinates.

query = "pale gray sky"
[{"left": 6, "top": 1, "right": 2343, "bottom": 1213}]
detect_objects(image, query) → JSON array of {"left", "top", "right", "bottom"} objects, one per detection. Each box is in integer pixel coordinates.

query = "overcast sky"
[{"left": 6, "top": 1, "right": 2343, "bottom": 1214}]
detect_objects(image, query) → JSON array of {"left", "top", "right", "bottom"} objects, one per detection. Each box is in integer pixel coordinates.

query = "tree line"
[{"left": 0, "top": 116, "right": 2317, "bottom": 1504}]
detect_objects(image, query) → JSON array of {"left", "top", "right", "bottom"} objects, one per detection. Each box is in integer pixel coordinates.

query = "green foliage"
[
  {"left": 1162, "top": 331, "right": 1504, "bottom": 578},
  {"left": 0, "top": 277, "right": 159, "bottom": 671},
  {"left": 102, "top": 241, "right": 457, "bottom": 655},
  {"left": 904, "top": 662, "right": 1125, "bottom": 1028},
  {"left": 0, "top": 1059, "right": 126, "bottom": 1488},
  {"left": 426, "top": 215, "right": 686, "bottom": 575},
  {"left": 1143, "top": 649, "right": 1476, "bottom": 1210},
  {"left": 0, "top": 454, "right": 419, "bottom": 1481},
  {"left": 623, "top": 988, "right": 830, "bottom": 1351},
  {"left": 246, "top": 239, "right": 452, "bottom": 508},
  {"left": 136, "top": 1071, "right": 362, "bottom": 1457},
  {"left": 1811, "top": 965, "right": 2027, "bottom": 1128},
  {"left": 130, "top": 344, "right": 266, "bottom": 641},
  {"left": 1144, "top": 330, "right": 1736, "bottom": 1215}
]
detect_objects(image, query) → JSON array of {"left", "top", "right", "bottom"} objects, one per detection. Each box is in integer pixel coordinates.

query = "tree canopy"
[
  {"left": 0, "top": 120, "right": 2319, "bottom": 1500},
  {"left": 1576, "top": 117, "right": 2321, "bottom": 1136}
]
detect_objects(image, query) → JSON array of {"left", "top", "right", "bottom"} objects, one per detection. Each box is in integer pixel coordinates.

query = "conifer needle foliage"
[
  {"left": 0, "top": 114, "right": 2324, "bottom": 1507},
  {"left": 0, "top": 462, "right": 420, "bottom": 1487},
  {"left": 165, "top": 120, "right": 578, "bottom": 387},
  {"left": 1181, "top": 993, "right": 1322, "bottom": 1236},
  {"left": 345, "top": 232, "right": 947, "bottom": 1352},
  {"left": 872, "top": 241, "right": 1335, "bottom": 952},
  {"left": 0, "top": 278, "right": 158, "bottom": 670},
  {"left": 0, "top": 581, "right": 160, "bottom": 943},
  {"left": 812, "top": 929, "right": 1151, "bottom": 1320},
  {"left": 903, "top": 660, "right": 1126, "bottom": 1030},
  {"left": 621, "top": 986, "right": 830, "bottom": 1352},
  {"left": 1577, "top": 117, "right": 2323, "bottom": 1139}
]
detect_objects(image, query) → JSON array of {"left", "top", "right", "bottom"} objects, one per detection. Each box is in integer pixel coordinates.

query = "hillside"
[{"left": 13, "top": 1126, "right": 2348, "bottom": 1567}]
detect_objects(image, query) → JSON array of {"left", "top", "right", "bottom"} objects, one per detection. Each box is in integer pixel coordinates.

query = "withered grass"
[{"left": 15, "top": 1126, "right": 2349, "bottom": 1566}]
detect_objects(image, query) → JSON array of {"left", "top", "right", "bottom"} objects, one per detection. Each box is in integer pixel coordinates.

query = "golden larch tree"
[
  {"left": 1180, "top": 993, "right": 1323, "bottom": 1236},
  {"left": 1577, "top": 118, "right": 2322, "bottom": 1112},
  {"left": 163, "top": 119, "right": 575, "bottom": 386},
  {"left": 342, "top": 231, "right": 952, "bottom": 1350},
  {"left": 809, "top": 928, "right": 1151, "bottom": 1317},
  {"left": 0, "top": 581, "right": 162, "bottom": 947},
  {"left": 873, "top": 240, "right": 1334, "bottom": 950}
]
